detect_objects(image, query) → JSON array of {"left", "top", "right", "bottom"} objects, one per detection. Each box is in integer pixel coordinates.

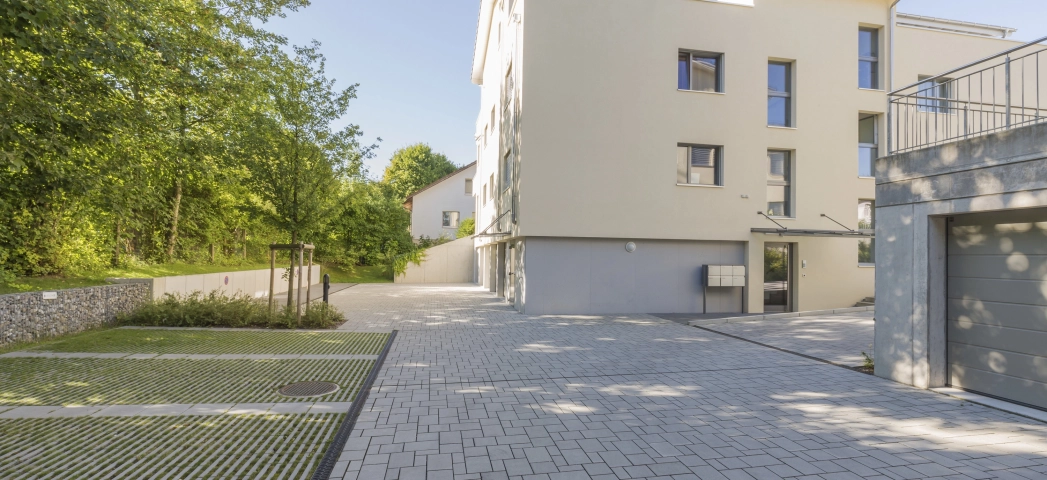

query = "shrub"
[
  {"left": 456, "top": 218, "right": 475, "bottom": 238},
  {"left": 118, "top": 291, "right": 345, "bottom": 329}
]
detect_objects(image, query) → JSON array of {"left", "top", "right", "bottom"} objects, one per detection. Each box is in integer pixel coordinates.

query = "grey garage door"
[{"left": 947, "top": 208, "right": 1047, "bottom": 410}]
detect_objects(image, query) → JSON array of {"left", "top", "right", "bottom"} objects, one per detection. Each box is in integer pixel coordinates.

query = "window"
[
  {"left": 676, "top": 144, "right": 722, "bottom": 186},
  {"left": 768, "top": 61, "right": 793, "bottom": 127},
  {"left": 489, "top": 174, "right": 494, "bottom": 196},
  {"left": 917, "top": 75, "right": 951, "bottom": 114},
  {"left": 502, "top": 151, "right": 512, "bottom": 190},
  {"left": 483, "top": 184, "right": 488, "bottom": 204},
  {"left": 858, "top": 200, "right": 875, "bottom": 265},
  {"left": 858, "top": 28, "right": 879, "bottom": 89},
  {"left": 766, "top": 150, "right": 791, "bottom": 217},
  {"left": 678, "top": 50, "right": 723, "bottom": 92},
  {"left": 465, "top": 178, "right": 473, "bottom": 195},
  {"left": 442, "top": 211, "right": 460, "bottom": 228},
  {"left": 858, "top": 114, "right": 877, "bottom": 177}
]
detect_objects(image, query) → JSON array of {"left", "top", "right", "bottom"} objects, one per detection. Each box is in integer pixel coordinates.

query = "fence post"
[
  {"left": 886, "top": 98, "right": 893, "bottom": 154},
  {"left": 323, "top": 274, "right": 330, "bottom": 304},
  {"left": 1005, "top": 55, "right": 1012, "bottom": 128},
  {"left": 964, "top": 103, "right": 969, "bottom": 138}
]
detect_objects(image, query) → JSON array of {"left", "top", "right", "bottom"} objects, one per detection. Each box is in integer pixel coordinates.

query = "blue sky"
[{"left": 262, "top": 0, "right": 1044, "bottom": 177}]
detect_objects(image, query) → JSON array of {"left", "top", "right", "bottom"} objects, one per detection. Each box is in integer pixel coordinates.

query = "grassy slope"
[
  {"left": 0, "top": 262, "right": 393, "bottom": 295},
  {"left": 323, "top": 264, "right": 392, "bottom": 284}
]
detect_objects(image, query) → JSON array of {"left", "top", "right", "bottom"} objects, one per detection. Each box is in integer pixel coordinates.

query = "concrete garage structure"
[{"left": 875, "top": 108, "right": 1047, "bottom": 408}]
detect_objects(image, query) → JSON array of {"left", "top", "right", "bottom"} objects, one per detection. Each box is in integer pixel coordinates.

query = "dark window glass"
[{"left": 768, "top": 62, "right": 792, "bottom": 127}]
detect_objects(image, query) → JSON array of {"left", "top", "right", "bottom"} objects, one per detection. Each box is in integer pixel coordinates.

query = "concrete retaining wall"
[
  {"left": 110, "top": 268, "right": 321, "bottom": 300},
  {"left": 0, "top": 283, "right": 151, "bottom": 347},
  {"left": 396, "top": 237, "right": 475, "bottom": 284}
]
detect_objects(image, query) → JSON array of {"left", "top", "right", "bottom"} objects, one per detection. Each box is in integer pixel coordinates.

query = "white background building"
[{"left": 404, "top": 162, "right": 476, "bottom": 241}]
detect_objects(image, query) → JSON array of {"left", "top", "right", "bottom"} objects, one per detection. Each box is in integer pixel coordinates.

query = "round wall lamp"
[{"left": 625, "top": 242, "right": 637, "bottom": 253}]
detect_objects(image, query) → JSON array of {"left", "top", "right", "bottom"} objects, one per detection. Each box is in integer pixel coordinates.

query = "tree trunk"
[
  {"left": 287, "top": 230, "right": 297, "bottom": 308},
  {"left": 166, "top": 178, "right": 183, "bottom": 259},
  {"left": 112, "top": 218, "right": 122, "bottom": 267}
]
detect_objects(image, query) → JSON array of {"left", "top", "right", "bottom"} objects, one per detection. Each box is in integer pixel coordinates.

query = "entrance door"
[{"left": 764, "top": 244, "right": 791, "bottom": 313}]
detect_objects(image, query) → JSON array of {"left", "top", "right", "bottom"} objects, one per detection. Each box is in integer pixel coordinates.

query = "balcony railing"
[{"left": 888, "top": 35, "right": 1047, "bottom": 154}]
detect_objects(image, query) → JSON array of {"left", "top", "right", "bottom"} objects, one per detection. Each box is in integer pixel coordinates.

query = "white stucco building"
[
  {"left": 469, "top": 0, "right": 1022, "bottom": 315},
  {"left": 404, "top": 162, "right": 476, "bottom": 241}
]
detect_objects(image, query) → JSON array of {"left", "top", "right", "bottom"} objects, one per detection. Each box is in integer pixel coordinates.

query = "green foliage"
[
  {"left": 764, "top": 247, "right": 788, "bottom": 282},
  {"left": 858, "top": 240, "right": 875, "bottom": 264},
  {"left": 381, "top": 144, "right": 457, "bottom": 200},
  {"left": 456, "top": 218, "right": 475, "bottom": 239},
  {"left": 323, "top": 264, "right": 392, "bottom": 284},
  {"left": 392, "top": 249, "right": 426, "bottom": 276},
  {"left": 861, "top": 351, "right": 875, "bottom": 369},
  {"left": 321, "top": 180, "right": 414, "bottom": 267},
  {"left": 0, "top": 0, "right": 405, "bottom": 283},
  {"left": 119, "top": 292, "right": 344, "bottom": 329}
]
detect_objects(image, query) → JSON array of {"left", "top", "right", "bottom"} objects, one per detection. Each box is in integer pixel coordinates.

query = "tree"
[
  {"left": 239, "top": 43, "right": 370, "bottom": 247},
  {"left": 323, "top": 181, "right": 414, "bottom": 267},
  {"left": 381, "top": 144, "right": 457, "bottom": 200}
]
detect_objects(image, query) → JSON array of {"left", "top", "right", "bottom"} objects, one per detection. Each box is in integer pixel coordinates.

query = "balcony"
[{"left": 888, "top": 36, "right": 1047, "bottom": 154}]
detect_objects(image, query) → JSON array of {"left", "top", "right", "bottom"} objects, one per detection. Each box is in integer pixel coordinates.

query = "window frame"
[
  {"left": 502, "top": 151, "right": 512, "bottom": 191},
  {"left": 858, "top": 113, "right": 878, "bottom": 178},
  {"left": 858, "top": 199, "right": 875, "bottom": 266},
  {"left": 917, "top": 75, "right": 953, "bottom": 114},
  {"left": 465, "top": 178, "right": 473, "bottom": 195},
  {"left": 767, "top": 61, "right": 793, "bottom": 127},
  {"left": 858, "top": 27, "right": 880, "bottom": 90},
  {"left": 676, "top": 143, "right": 724, "bottom": 187},
  {"left": 442, "top": 211, "right": 460, "bottom": 229},
  {"left": 766, "top": 150, "right": 793, "bottom": 218},
  {"left": 678, "top": 50, "right": 725, "bottom": 93}
]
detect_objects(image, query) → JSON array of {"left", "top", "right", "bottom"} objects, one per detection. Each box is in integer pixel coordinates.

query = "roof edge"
[
  {"left": 896, "top": 12, "right": 1017, "bottom": 39},
  {"left": 471, "top": 0, "right": 496, "bottom": 85},
  {"left": 404, "top": 161, "right": 478, "bottom": 204}
]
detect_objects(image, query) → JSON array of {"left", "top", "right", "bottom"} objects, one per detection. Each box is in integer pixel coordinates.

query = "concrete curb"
[{"left": 688, "top": 306, "right": 874, "bottom": 326}]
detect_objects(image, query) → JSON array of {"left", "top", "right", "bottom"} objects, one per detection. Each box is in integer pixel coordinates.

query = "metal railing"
[{"left": 888, "top": 35, "right": 1047, "bottom": 154}]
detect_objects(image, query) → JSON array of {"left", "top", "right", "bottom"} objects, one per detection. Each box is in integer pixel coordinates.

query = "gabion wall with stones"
[{"left": 0, "top": 283, "right": 151, "bottom": 347}]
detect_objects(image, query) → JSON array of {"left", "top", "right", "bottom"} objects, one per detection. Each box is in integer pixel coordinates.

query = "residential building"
[
  {"left": 404, "top": 162, "right": 476, "bottom": 241},
  {"left": 470, "top": 0, "right": 1022, "bottom": 315}
]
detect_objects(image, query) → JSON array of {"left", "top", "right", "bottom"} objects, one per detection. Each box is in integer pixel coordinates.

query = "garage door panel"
[
  {"left": 949, "top": 364, "right": 1047, "bottom": 410},
  {"left": 949, "top": 222, "right": 1047, "bottom": 256},
  {"left": 947, "top": 254, "right": 1047, "bottom": 281},
  {"left": 948, "top": 298, "right": 1047, "bottom": 331},
  {"left": 948, "top": 209, "right": 1047, "bottom": 410},
  {"left": 947, "top": 277, "right": 1047, "bottom": 307},
  {"left": 948, "top": 321, "right": 1047, "bottom": 356},
  {"left": 948, "top": 343, "right": 1047, "bottom": 385}
]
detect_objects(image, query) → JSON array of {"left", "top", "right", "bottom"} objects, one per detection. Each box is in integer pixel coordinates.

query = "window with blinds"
[
  {"left": 766, "top": 150, "right": 792, "bottom": 217},
  {"left": 676, "top": 145, "right": 722, "bottom": 186}
]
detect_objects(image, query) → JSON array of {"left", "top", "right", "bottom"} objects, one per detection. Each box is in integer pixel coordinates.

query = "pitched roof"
[{"left": 403, "top": 161, "right": 477, "bottom": 210}]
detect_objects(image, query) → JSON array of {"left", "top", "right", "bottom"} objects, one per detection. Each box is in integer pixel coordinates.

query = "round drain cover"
[{"left": 278, "top": 381, "right": 339, "bottom": 398}]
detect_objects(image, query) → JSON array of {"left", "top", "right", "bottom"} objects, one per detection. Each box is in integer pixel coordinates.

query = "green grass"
[
  {"left": 21, "top": 329, "right": 388, "bottom": 355},
  {"left": 323, "top": 264, "right": 392, "bottom": 283},
  {"left": 0, "top": 414, "right": 341, "bottom": 479},
  {"left": 0, "top": 358, "right": 373, "bottom": 405}
]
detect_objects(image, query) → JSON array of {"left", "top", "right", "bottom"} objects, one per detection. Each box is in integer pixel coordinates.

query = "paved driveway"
[
  {"left": 698, "top": 313, "right": 875, "bottom": 367},
  {"left": 329, "top": 284, "right": 1047, "bottom": 480}
]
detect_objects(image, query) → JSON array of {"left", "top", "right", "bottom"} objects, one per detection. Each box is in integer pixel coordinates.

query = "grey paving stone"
[{"left": 327, "top": 284, "right": 1047, "bottom": 480}]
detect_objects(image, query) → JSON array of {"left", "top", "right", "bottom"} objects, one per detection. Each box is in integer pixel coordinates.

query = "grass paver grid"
[
  {"left": 22, "top": 330, "right": 388, "bottom": 355},
  {"left": 0, "top": 414, "right": 341, "bottom": 479},
  {"left": 0, "top": 358, "right": 373, "bottom": 406}
]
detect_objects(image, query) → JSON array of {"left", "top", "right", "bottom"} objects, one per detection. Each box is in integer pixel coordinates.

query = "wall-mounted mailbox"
[{"left": 706, "top": 265, "right": 745, "bottom": 287}]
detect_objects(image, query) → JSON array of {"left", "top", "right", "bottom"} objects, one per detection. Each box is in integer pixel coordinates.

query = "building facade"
[
  {"left": 470, "top": 0, "right": 1022, "bottom": 315},
  {"left": 405, "top": 162, "right": 477, "bottom": 241}
]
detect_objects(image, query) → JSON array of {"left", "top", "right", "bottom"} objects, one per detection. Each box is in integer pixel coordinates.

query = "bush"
[
  {"left": 456, "top": 218, "right": 475, "bottom": 239},
  {"left": 118, "top": 291, "right": 345, "bottom": 329}
]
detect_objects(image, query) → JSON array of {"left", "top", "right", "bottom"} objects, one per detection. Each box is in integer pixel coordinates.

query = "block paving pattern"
[
  {"left": 699, "top": 312, "right": 876, "bottom": 367},
  {"left": 329, "top": 284, "right": 1047, "bottom": 480}
]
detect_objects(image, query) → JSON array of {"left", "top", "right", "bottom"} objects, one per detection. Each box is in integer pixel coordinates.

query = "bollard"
[{"left": 323, "top": 274, "right": 330, "bottom": 304}]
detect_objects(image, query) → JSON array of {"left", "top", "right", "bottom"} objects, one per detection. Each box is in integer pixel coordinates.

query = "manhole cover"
[{"left": 278, "top": 381, "right": 339, "bottom": 398}]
